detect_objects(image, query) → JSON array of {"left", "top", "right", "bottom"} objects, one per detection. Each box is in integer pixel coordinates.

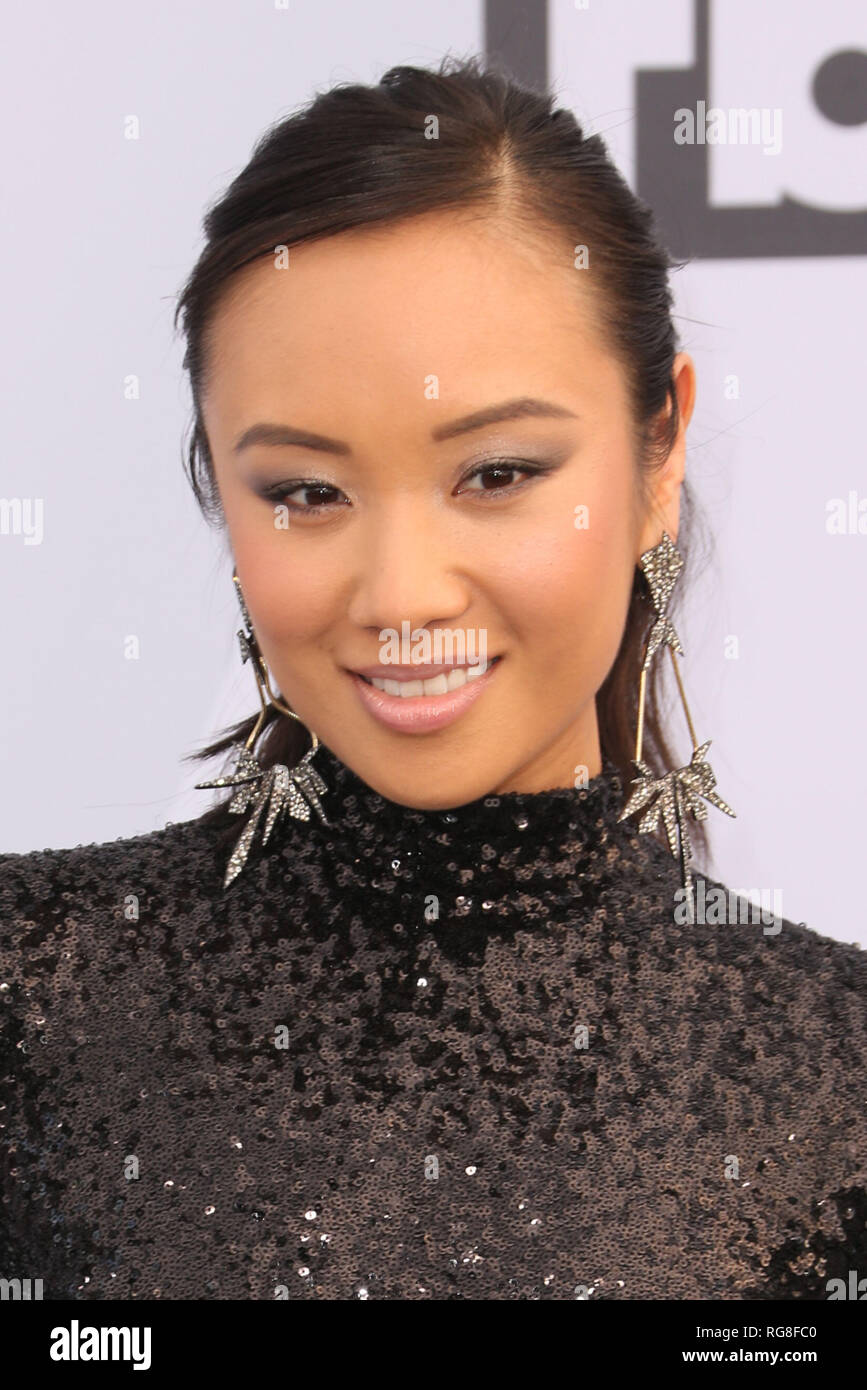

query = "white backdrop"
[{"left": 1, "top": 0, "right": 864, "bottom": 945}]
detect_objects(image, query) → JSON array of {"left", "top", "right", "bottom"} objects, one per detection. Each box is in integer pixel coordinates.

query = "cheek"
[
  {"left": 503, "top": 542, "right": 631, "bottom": 685},
  {"left": 484, "top": 481, "right": 635, "bottom": 647},
  {"left": 210, "top": 436, "right": 342, "bottom": 651},
  {"left": 230, "top": 522, "right": 340, "bottom": 647}
]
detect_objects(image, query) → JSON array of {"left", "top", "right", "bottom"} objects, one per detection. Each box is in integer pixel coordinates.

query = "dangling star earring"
[
  {"left": 195, "top": 571, "right": 330, "bottom": 888},
  {"left": 618, "top": 531, "right": 735, "bottom": 912}
]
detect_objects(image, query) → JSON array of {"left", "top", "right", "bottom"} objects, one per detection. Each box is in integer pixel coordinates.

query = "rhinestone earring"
[
  {"left": 618, "top": 531, "right": 735, "bottom": 911},
  {"left": 195, "top": 570, "right": 330, "bottom": 889}
]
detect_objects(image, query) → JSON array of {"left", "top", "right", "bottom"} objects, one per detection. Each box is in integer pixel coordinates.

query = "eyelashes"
[{"left": 256, "top": 458, "right": 557, "bottom": 516}]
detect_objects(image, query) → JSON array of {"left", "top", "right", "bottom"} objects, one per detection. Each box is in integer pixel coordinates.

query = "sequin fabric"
[{"left": 1, "top": 744, "right": 865, "bottom": 1300}]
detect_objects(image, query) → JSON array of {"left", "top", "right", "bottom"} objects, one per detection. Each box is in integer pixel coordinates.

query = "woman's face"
[{"left": 201, "top": 212, "right": 692, "bottom": 807}]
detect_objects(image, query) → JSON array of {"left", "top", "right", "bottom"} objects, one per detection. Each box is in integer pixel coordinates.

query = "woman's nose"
[{"left": 344, "top": 500, "right": 472, "bottom": 635}]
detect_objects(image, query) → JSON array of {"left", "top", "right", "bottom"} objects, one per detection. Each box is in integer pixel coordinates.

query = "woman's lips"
[{"left": 346, "top": 657, "right": 502, "bottom": 732}]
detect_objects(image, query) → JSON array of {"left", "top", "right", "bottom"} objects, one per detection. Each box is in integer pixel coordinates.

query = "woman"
[{"left": 1, "top": 56, "right": 865, "bottom": 1302}]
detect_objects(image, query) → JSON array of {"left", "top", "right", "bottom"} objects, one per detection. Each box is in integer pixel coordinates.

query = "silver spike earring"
[
  {"left": 195, "top": 570, "right": 330, "bottom": 889},
  {"left": 618, "top": 531, "right": 735, "bottom": 914}
]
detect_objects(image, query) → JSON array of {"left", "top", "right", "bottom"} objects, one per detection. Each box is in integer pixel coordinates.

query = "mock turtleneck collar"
[
  {"left": 200, "top": 737, "right": 680, "bottom": 939},
  {"left": 282, "top": 742, "right": 659, "bottom": 948},
  {"left": 307, "top": 741, "right": 628, "bottom": 855}
]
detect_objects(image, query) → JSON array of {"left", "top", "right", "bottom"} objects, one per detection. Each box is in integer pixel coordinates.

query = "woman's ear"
[{"left": 637, "top": 351, "right": 696, "bottom": 554}]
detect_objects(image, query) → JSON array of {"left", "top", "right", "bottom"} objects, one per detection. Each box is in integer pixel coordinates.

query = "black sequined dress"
[{"left": 1, "top": 745, "right": 865, "bottom": 1300}]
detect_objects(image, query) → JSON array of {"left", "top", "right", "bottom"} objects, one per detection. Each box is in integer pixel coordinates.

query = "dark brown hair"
[{"left": 174, "top": 53, "right": 709, "bottom": 854}]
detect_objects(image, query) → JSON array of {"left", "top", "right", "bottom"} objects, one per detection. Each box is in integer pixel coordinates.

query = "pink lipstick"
[{"left": 346, "top": 657, "right": 502, "bottom": 733}]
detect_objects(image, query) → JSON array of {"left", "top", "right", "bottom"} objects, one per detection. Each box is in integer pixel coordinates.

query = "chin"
[{"left": 345, "top": 745, "right": 509, "bottom": 810}]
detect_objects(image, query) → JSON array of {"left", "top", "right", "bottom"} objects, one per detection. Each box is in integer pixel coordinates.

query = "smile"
[
  {"left": 361, "top": 660, "right": 495, "bottom": 697},
  {"left": 346, "top": 657, "right": 503, "bottom": 732}
]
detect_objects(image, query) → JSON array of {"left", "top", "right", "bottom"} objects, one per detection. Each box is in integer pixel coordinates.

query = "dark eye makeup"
[{"left": 254, "top": 457, "right": 561, "bottom": 515}]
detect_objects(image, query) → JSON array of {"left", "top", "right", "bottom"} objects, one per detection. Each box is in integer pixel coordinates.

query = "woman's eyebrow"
[
  {"left": 232, "top": 397, "right": 579, "bottom": 456},
  {"left": 431, "top": 396, "right": 579, "bottom": 441}
]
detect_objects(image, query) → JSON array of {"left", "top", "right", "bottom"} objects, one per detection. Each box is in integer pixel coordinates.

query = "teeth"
[{"left": 368, "top": 660, "right": 493, "bottom": 697}]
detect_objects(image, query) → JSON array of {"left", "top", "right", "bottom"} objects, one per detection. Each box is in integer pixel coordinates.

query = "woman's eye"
[
  {"left": 261, "top": 460, "right": 546, "bottom": 514},
  {"left": 265, "top": 482, "right": 347, "bottom": 512},
  {"left": 458, "top": 461, "right": 543, "bottom": 495}
]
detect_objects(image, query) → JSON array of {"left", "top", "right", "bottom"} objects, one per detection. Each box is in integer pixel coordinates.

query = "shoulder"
[
  {"left": 686, "top": 873, "right": 866, "bottom": 979},
  {"left": 0, "top": 812, "right": 242, "bottom": 1050},
  {"left": 0, "top": 811, "right": 231, "bottom": 945},
  {"left": 676, "top": 872, "right": 867, "bottom": 1064}
]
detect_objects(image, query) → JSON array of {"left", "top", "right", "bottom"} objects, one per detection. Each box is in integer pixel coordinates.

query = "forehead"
[{"left": 201, "top": 212, "right": 622, "bottom": 428}]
